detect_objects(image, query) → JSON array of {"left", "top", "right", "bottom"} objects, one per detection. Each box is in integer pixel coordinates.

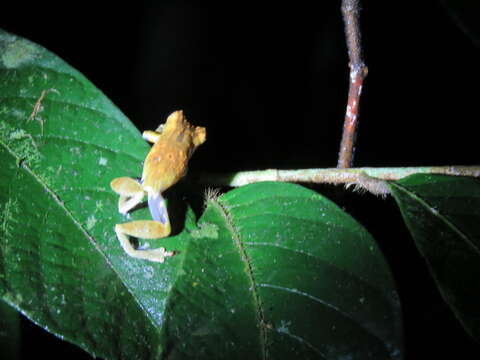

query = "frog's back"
[
  {"left": 142, "top": 138, "right": 189, "bottom": 194},
  {"left": 141, "top": 111, "right": 205, "bottom": 195}
]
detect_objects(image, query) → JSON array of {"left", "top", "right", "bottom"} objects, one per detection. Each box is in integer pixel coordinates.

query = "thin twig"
[
  {"left": 198, "top": 166, "right": 480, "bottom": 195},
  {"left": 337, "top": 0, "right": 368, "bottom": 168},
  {"left": 28, "top": 88, "right": 59, "bottom": 136}
]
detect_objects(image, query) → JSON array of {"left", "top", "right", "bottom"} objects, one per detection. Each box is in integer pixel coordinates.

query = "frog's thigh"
[
  {"left": 116, "top": 220, "right": 171, "bottom": 239},
  {"left": 115, "top": 220, "right": 173, "bottom": 262},
  {"left": 110, "top": 177, "right": 145, "bottom": 214}
]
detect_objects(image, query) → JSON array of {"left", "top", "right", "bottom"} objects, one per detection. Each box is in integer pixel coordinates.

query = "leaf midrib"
[
  {"left": 391, "top": 181, "right": 480, "bottom": 255},
  {"left": 211, "top": 196, "right": 267, "bottom": 360},
  {"left": 0, "top": 138, "right": 160, "bottom": 331}
]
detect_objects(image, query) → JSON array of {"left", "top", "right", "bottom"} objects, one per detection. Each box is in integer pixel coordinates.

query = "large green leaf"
[
  {"left": 171, "top": 182, "right": 402, "bottom": 359},
  {"left": 389, "top": 174, "right": 480, "bottom": 342},
  {"left": 0, "top": 28, "right": 168, "bottom": 359},
  {"left": 0, "top": 29, "right": 402, "bottom": 359}
]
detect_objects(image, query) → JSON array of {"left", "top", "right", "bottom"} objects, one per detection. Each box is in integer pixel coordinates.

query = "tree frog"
[{"left": 110, "top": 110, "right": 206, "bottom": 262}]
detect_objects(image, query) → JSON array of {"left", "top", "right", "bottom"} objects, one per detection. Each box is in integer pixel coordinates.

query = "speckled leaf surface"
[
  {"left": 168, "top": 182, "right": 403, "bottom": 359},
  {"left": 389, "top": 174, "right": 480, "bottom": 342},
  {"left": 0, "top": 29, "right": 402, "bottom": 359},
  {"left": 0, "top": 28, "right": 172, "bottom": 359}
]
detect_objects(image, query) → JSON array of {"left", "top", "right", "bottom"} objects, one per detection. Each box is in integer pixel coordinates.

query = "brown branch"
[
  {"left": 337, "top": 0, "right": 368, "bottom": 168},
  {"left": 198, "top": 166, "right": 480, "bottom": 195}
]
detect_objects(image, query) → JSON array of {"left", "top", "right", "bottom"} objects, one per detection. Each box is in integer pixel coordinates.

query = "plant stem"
[
  {"left": 199, "top": 166, "right": 480, "bottom": 188},
  {"left": 338, "top": 0, "right": 368, "bottom": 168}
]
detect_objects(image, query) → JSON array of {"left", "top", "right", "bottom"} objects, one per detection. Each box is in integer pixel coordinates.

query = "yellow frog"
[{"left": 110, "top": 110, "right": 206, "bottom": 262}]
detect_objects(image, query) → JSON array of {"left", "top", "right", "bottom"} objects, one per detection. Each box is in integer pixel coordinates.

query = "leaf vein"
[
  {"left": 0, "top": 139, "right": 160, "bottom": 330},
  {"left": 211, "top": 197, "right": 268, "bottom": 360},
  {"left": 392, "top": 182, "right": 480, "bottom": 255},
  {"left": 0, "top": 81, "right": 138, "bottom": 138},
  {"left": 38, "top": 134, "right": 143, "bottom": 162},
  {"left": 260, "top": 283, "right": 390, "bottom": 347},
  {"left": 272, "top": 328, "right": 327, "bottom": 359}
]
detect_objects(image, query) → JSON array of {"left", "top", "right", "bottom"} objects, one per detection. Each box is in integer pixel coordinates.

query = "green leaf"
[
  {"left": 0, "top": 300, "right": 20, "bottom": 360},
  {"left": 165, "top": 182, "right": 402, "bottom": 359},
  {"left": 0, "top": 29, "right": 402, "bottom": 359},
  {"left": 389, "top": 174, "right": 480, "bottom": 342},
  {"left": 0, "top": 28, "right": 166, "bottom": 359}
]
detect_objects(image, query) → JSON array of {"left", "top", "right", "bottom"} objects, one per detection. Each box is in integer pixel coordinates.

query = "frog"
[{"left": 110, "top": 110, "right": 206, "bottom": 262}]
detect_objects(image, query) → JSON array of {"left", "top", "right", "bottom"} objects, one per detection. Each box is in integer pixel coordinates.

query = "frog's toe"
[{"left": 146, "top": 247, "right": 175, "bottom": 263}]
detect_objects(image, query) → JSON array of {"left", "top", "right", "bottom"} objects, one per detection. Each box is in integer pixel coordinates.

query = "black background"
[{"left": 1, "top": 1, "right": 479, "bottom": 359}]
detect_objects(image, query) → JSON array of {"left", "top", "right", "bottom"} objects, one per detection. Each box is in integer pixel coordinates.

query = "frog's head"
[
  {"left": 160, "top": 110, "right": 206, "bottom": 148},
  {"left": 161, "top": 110, "right": 185, "bottom": 131}
]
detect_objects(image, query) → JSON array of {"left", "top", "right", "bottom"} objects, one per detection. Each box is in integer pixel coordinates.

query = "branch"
[
  {"left": 338, "top": 0, "right": 368, "bottom": 168},
  {"left": 198, "top": 166, "right": 480, "bottom": 195}
]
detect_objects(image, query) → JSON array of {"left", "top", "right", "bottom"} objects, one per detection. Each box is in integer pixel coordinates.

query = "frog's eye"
[{"left": 148, "top": 192, "right": 169, "bottom": 225}]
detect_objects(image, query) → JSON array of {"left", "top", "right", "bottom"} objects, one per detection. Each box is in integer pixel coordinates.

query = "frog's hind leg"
[
  {"left": 115, "top": 220, "right": 173, "bottom": 262},
  {"left": 110, "top": 177, "right": 145, "bottom": 214}
]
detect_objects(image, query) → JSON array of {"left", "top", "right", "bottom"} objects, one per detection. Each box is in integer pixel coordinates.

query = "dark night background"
[{"left": 1, "top": 0, "right": 479, "bottom": 359}]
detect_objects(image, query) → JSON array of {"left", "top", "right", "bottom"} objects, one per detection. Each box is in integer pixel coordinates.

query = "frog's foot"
[
  {"left": 114, "top": 220, "right": 173, "bottom": 262},
  {"left": 110, "top": 177, "right": 145, "bottom": 214}
]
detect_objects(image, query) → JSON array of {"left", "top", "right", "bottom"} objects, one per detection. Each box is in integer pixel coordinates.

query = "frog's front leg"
[{"left": 114, "top": 219, "right": 173, "bottom": 262}]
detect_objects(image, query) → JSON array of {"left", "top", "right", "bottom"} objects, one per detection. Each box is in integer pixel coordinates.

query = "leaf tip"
[{"left": 204, "top": 187, "right": 222, "bottom": 207}]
